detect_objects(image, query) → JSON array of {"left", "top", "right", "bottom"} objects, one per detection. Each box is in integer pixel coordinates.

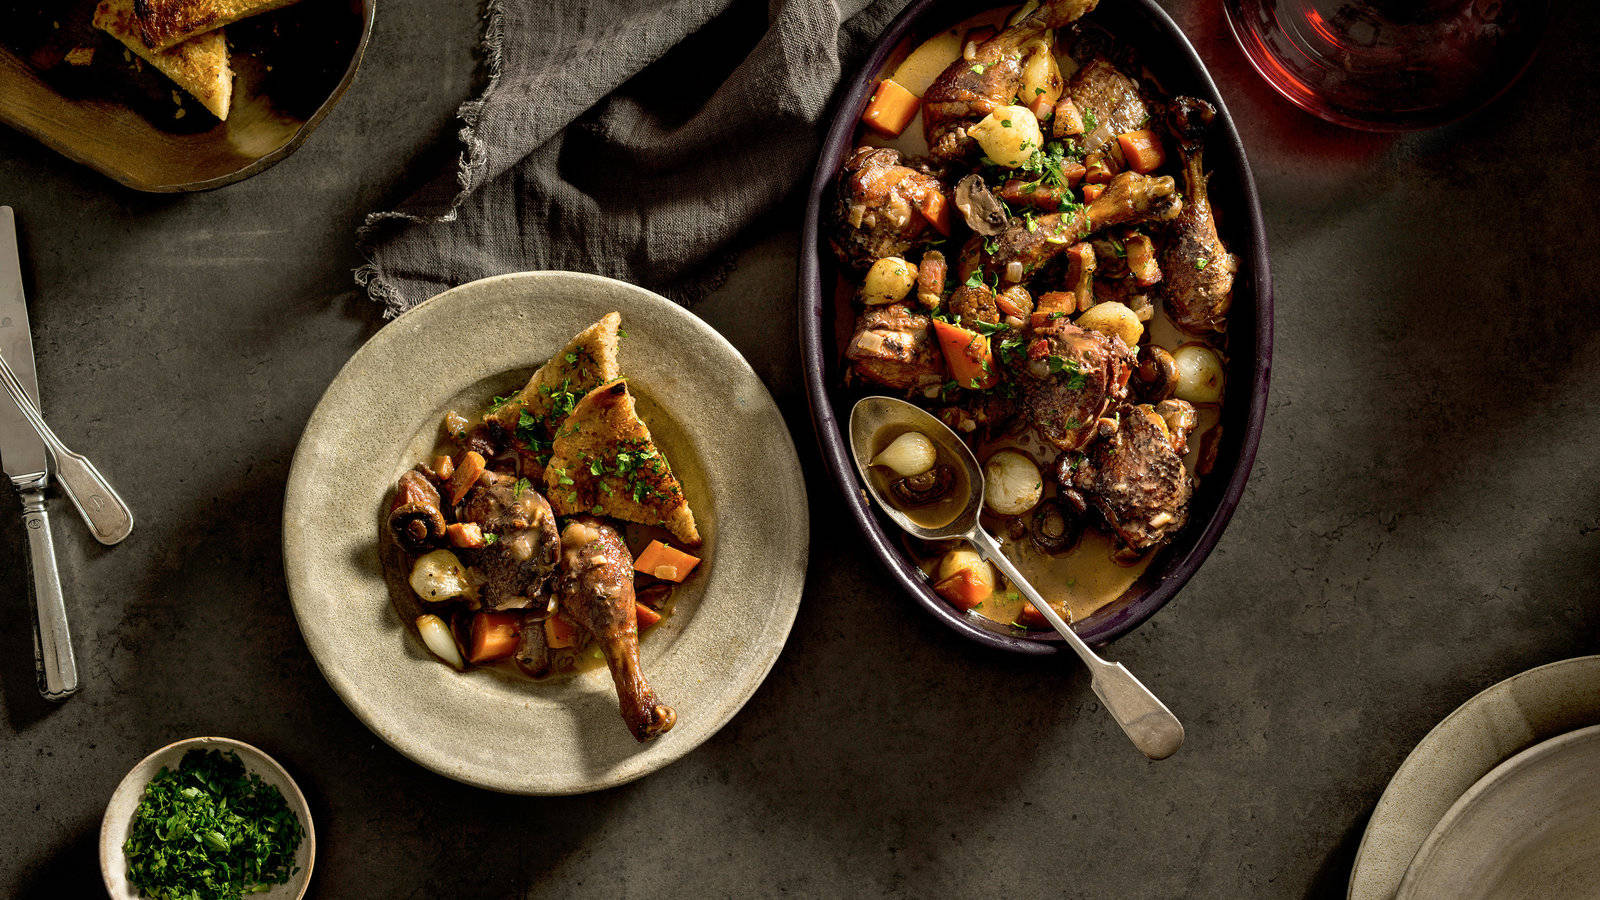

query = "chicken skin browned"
[
  {"left": 985, "top": 171, "right": 1180, "bottom": 283},
  {"left": 459, "top": 470, "right": 562, "bottom": 610},
  {"left": 557, "top": 517, "right": 676, "bottom": 742},
  {"left": 1159, "top": 97, "right": 1237, "bottom": 333},
  {"left": 1020, "top": 319, "right": 1134, "bottom": 450},
  {"left": 922, "top": 0, "right": 1100, "bottom": 162},
  {"left": 831, "top": 147, "right": 948, "bottom": 271},
  {"left": 846, "top": 303, "right": 946, "bottom": 392},
  {"left": 1056, "top": 403, "right": 1194, "bottom": 553}
]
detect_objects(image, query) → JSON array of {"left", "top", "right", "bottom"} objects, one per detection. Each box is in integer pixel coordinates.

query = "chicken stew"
[
  {"left": 831, "top": 0, "right": 1235, "bottom": 632},
  {"left": 382, "top": 313, "right": 704, "bottom": 742}
]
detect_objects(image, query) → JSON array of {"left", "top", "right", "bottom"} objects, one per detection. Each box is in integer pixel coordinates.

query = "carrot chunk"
[
  {"left": 1081, "top": 183, "right": 1106, "bottom": 202},
  {"left": 633, "top": 540, "right": 702, "bottom": 583},
  {"left": 916, "top": 188, "right": 952, "bottom": 236},
  {"left": 934, "top": 568, "right": 990, "bottom": 611},
  {"left": 1117, "top": 130, "right": 1166, "bottom": 174},
  {"left": 446, "top": 522, "right": 486, "bottom": 549},
  {"left": 1015, "top": 600, "right": 1051, "bottom": 627},
  {"left": 545, "top": 612, "right": 581, "bottom": 649},
  {"left": 448, "top": 450, "right": 486, "bottom": 505},
  {"left": 931, "top": 319, "right": 999, "bottom": 390},
  {"left": 861, "top": 78, "right": 920, "bottom": 137},
  {"left": 468, "top": 611, "right": 521, "bottom": 663},
  {"left": 635, "top": 602, "right": 662, "bottom": 628}
]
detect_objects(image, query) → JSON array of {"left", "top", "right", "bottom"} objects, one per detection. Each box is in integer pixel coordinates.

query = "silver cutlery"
[
  {"left": 849, "top": 395, "right": 1184, "bottom": 760},
  {"left": 0, "top": 353, "right": 134, "bottom": 545},
  {"left": 0, "top": 206, "right": 132, "bottom": 700}
]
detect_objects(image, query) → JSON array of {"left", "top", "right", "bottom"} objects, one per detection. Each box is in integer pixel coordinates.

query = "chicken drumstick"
[{"left": 557, "top": 517, "right": 676, "bottom": 742}]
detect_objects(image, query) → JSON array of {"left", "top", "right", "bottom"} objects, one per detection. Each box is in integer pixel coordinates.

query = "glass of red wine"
[{"left": 1223, "top": 0, "right": 1550, "bottom": 131}]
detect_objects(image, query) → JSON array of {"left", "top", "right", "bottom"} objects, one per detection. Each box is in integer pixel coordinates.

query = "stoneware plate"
[
  {"left": 283, "top": 271, "right": 808, "bottom": 795},
  {"left": 1348, "top": 655, "right": 1600, "bottom": 899},
  {"left": 799, "top": 0, "right": 1272, "bottom": 653},
  {"left": 1397, "top": 723, "right": 1600, "bottom": 899},
  {"left": 0, "top": 0, "right": 373, "bottom": 191},
  {"left": 100, "top": 736, "right": 315, "bottom": 899}
]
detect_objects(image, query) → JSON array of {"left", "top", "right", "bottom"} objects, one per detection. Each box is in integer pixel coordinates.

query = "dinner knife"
[{"left": 0, "top": 206, "right": 77, "bottom": 701}]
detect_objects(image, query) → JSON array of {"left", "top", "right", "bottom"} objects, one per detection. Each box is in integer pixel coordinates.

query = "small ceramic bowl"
[{"left": 100, "top": 737, "right": 315, "bottom": 899}]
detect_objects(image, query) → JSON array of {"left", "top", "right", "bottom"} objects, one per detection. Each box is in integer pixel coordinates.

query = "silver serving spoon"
[
  {"left": 0, "top": 352, "right": 133, "bottom": 545},
  {"left": 848, "top": 396, "right": 1183, "bottom": 760}
]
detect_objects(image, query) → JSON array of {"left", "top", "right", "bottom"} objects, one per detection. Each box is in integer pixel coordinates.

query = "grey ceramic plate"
[
  {"left": 283, "top": 272, "right": 808, "bottom": 795},
  {"left": 1397, "top": 723, "right": 1600, "bottom": 899},
  {"left": 1349, "top": 655, "right": 1600, "bottom": 899},
  {"left": 101, "top": 736, "right": 315, "bottom": 898}
]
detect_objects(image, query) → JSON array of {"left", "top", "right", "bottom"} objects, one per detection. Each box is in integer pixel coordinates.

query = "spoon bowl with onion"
[{"left": 848, "top": 395, "right": 1184, "bottom": 760}]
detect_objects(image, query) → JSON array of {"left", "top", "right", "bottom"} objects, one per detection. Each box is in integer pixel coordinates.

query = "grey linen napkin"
[{"left": 356, "top": 0, "right": 910, "bottom": 315}]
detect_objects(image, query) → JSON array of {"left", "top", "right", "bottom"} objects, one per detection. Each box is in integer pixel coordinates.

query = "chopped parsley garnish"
[
  {"left": 512, "top": 477, "right": 532, "bottom": 498},
  {"left": 1196, "top": 258, "right": 1210, "bottom": 270},
  {"left": 123, "top": 749, "right": 305, "bottom": 900},
  {"left": 484, "top": 532, "right": 499, "bottom": 544},
  {"left": 1082, "top": 109, "right": 1098, "bottom": 132},
  {"left": 971, "top": 63, "right": 989, "bottom": 74}
]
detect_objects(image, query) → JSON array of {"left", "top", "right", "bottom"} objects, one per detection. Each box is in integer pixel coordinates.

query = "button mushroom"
[
  {"left": 389, "top": 468, "right": 446, "bottom": 554},
  {"left": 954, "top": 174, "right": 1010, "bottom": 237},
  {"left": 889, "top": 464, "right": 957, "bottom": 508},
  {"left": 1029, "top": 499, "right": 1082, "bottom": 555},
  {"left": 1133, "top": 344, "right": 1178, "bottom": 402}
]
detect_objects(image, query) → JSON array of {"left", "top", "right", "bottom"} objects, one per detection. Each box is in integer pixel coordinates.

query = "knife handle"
[{"left": 21, "top": 489, "right": 78, "bottom": 701}]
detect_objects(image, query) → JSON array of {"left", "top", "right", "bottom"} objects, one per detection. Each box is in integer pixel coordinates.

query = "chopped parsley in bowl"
[{"left": 101, "top": 738, "right": 315, "bottom": 900}]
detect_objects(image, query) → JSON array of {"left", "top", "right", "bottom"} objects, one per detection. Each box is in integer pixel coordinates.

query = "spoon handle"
[
  {"left": 968, "top": 527, "right": 1184, "bottom": 760},
  {"left": 0, "top": 353, "right": 133, "bottom": 545}
]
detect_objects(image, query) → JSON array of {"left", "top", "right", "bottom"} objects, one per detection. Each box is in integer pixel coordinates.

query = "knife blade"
[
  {"left": 0, "top": 207, "right": 45, "bottom": 481},
  {"left": 0, "top": 206, "right": 78, "bottom": 700}
]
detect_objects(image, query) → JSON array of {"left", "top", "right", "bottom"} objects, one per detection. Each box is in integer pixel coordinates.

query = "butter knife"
[{"left": 0, "top": 207, "right": 77, "bottom": 701}]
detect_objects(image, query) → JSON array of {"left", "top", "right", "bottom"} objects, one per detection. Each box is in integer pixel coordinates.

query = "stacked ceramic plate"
[{"left": 1349, "top": 656, "right": 1600, "bottom": 899}]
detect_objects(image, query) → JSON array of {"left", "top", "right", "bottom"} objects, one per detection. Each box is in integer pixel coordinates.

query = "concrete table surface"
[{"left": 2, "top": 1, "right": 1596, "bottom": 897}]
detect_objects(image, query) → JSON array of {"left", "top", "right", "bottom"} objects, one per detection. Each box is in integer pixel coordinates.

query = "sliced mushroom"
[
  {"left": 890, "top": 464, "right": 957, "bottom": 508},
  {"left": 389, "top": 468, "right": 446, "bottom": 554},
  {"left": 1029, "top": 499, "right": 1083, "bottom": 555},
  {"left": 1155, "top": 398, "right": 1199, "bottom": 455},
  {"left": 954, "top": 174, "right": 1009, "bottom": 236},
  {"left": 1134, "top": 345, "right": 1178, "bottom": 402}
]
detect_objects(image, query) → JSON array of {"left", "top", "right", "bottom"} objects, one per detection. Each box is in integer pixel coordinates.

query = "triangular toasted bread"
[
  {"left": 544, "top": 379, "right": 701, "bottom": 547},
  {"left": 487, "top": 312, "right": 621, "bottom": 449},
  {"left": 134, "top": 0, "right": 302, "bottom": 51},
  {"left": 95, "top": 0, "right": 232, "bottom": 120}
]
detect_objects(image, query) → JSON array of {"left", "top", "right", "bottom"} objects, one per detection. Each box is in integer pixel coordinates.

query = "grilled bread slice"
[
  {"left": 544, "top": 380, "right": 701, "bottom": 547},
  {"left": 134, "top": 0, "right": 303, "bottom": 51},
  {"left": 94, "top": 0, "right": 232, "bottom": 120},
  {"left": 487, "top": 312, "right": 621, "bottom": 449}
]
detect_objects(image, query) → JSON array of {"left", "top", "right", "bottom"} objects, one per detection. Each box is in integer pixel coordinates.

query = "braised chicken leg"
[
  {"left": 1056, "top": 403, "right": 1194, "bottom": 553},
  {"left": 986, "top": 171, "right": 1180, "bottom": 283},
  {"left": 459, "top": 470, "right": 561, "bottom": 610},
  {"left": 831, "top": 147, "right": 949, "bottom": 272},
  {"left": 1159, "top": 97, "right": 1237, "bottom": 333},
  {"left": 923, "top": 0, "right": 1100, "bottom": 161},
  {"left": 557, "top": 517, "right": 676, "bottom": 742}
]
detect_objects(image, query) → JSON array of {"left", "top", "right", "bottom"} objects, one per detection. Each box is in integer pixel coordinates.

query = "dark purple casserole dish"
[{"left": 799, "top": 0, "right": 1272, "bottom": 654}]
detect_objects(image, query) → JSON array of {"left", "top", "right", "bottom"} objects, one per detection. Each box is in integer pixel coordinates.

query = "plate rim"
[
  {"left": 1348, "top": 654, "right": 1600, "bottom": 899},
  {"left": 281, "top": 270, "right": 809, "bottom": 794},
  {"left": 797, "top": 0, "right": 1273, "bottom": 653},
  {"left": 1395, "top": 722, "right": 1600, "bottom": 898}
]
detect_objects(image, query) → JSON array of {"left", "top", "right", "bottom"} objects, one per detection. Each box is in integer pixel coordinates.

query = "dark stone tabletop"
[{"left": 2, "top": 1, "right": 1596, "bottom": 897}]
